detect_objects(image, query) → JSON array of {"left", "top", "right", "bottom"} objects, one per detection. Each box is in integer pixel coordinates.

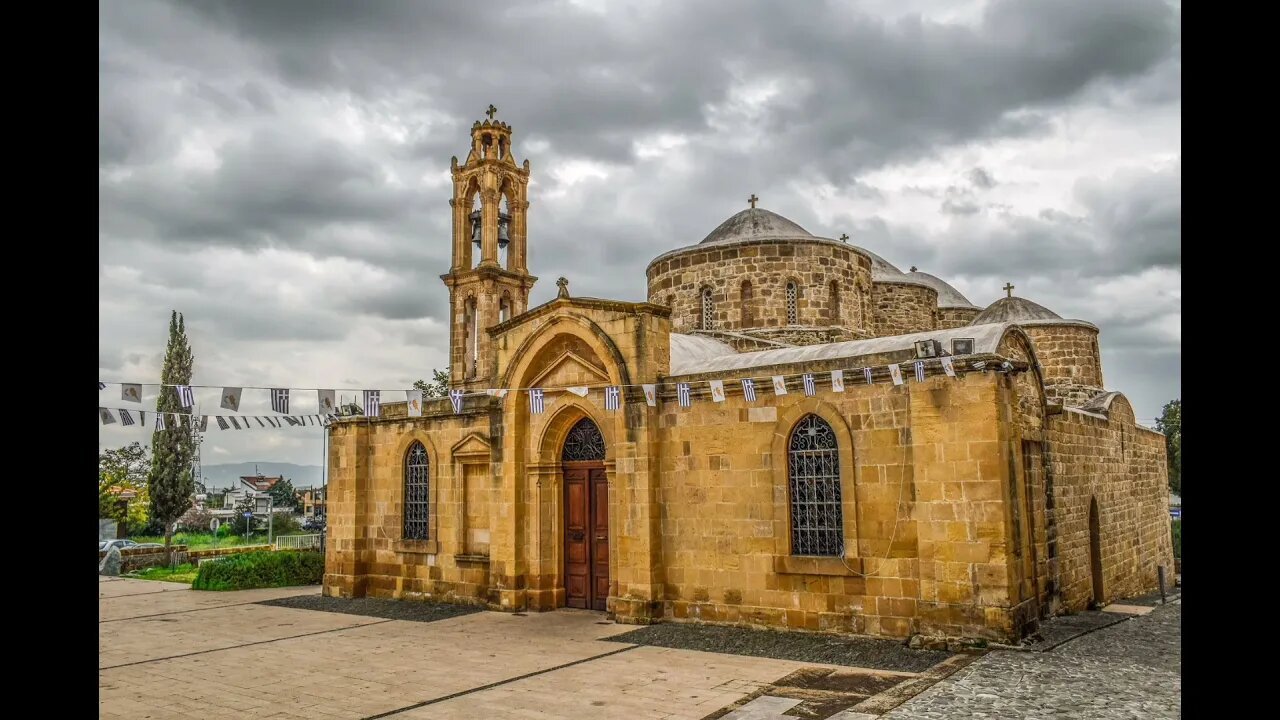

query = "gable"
[{"left": 527, "top": 349, "right": 610, "bottom": 389}]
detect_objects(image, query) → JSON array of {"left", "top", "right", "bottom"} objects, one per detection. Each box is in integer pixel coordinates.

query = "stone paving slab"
[{"left": 100, "top": 580, "right": 318, "bottom": 622}]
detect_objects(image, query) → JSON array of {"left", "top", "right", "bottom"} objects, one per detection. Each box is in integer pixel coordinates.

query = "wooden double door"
[{"left": 563, "top": 463, "right": 609, "bottom": 611}]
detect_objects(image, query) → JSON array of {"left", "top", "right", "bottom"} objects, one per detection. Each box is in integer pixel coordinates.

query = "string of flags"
[{"left": 99, "top": 354, "right": 973, "bottom": 428}]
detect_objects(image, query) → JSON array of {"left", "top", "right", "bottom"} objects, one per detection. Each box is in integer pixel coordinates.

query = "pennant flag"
[
  {"left": 802, "top": 373, "right": 816, "bottom": 397},
  {"left": 271, "top": 388, "right": 290, "bottom": 414},
  {"left": 139, "top": 411, "right": 146, "bottom": 425},
  {"left": 122, "top": 383, "right": 142, "bottom": 403},
  {"left": 830, "top": 370, "right": 845, "bottom": 393},
  {"left": 530, "top": 389, "right": 545, "bottom": 414},
  {"left": 254, "top": 416, "right": 266, "bottom": 428},
  {"left": 229, "top": 416, "right": 241, "bottom": 430},
  {"left": 677, "top": 382, "right": 692, "bottom": 408},
  {"left": 914, "top": 361, "right": 926, "bottom": 383},
  {"left": 120, "top": 409, "right": 135, "bottom": 426},
  {"left": 198, "top": 415, "right": 209, "bottom": 432},
  {"left": 604, "top": 386, "right": 621, "bottom": 411},
  {"left": 318, "top": 389, "right": 336, "bottom": 415},
  {"left": 772, "top": 376, "right": 788, "bottom": 396},
  {"left": 940, "top": 356, "right": 956, "bottom": 377},
  {"left": 155, "top": 413, "right": 166, "bottom": 430},
  {"left": 216, "top": 416, "right": 230, "bottom": 430},
  {"left": 175, "top": 385, "right": 195, "bottom": 408},
  {"left": 448, "top": 389, "right": 463, "bottom": 414},
  {"left": 888, "top": 363, "right": 904, "bottom": 386},
  {"left": 99, "top": 408, "right": 116, "bottom": 425},
  {"left": 566, "top": 386, "right": 589, "bottom": 397},
  {"left": 365, "top": 390, "right": 382, "bottom": 417},
  {"left": 407, "top": 390, "right": 423, "bottom": 417},
  {"left": 485, "top": 389, "right": 509, "bottom": 398},
  {"left": 709, "top": 380, "right": 726, "bottom": 403},
  {"left": 220, "top": 387, "right": 242, "bottom": 412},
  {"left": 741, "top": 378, "right": 757, "bottom": 402},
  {"left": 98, "top": 382, "right": 107, "bottom": 390},
  {"left": 642, "top": 384, "right": 657, "bottom": 407},
  {"left": 863, "top": 367, "right": 874, "bottom": 385}
]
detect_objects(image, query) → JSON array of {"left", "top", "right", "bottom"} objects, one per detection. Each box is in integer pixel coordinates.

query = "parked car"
[{"left": 99, "top": 539, "right": 138, "bottom": 552}]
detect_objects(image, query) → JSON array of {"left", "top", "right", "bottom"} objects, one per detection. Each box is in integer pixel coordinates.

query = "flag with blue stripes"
[
  {"left": 677, "top": 382, "right": 691, "bottom": 408},
  {"left": 914, "top": 361, "right": 926, "bottom": 383},
  {"left": 155, "top": 412, "right": 166, "bottom": 430},
  {"left": 98, "top": 382, "right": 106, "bottom": 390},
  {"left": 229, "top": 416, "right": 241, "bottom": 430},
  {"left": 802, "top": 373, "right": 816, "bottom": 396},
  {"left": 365, "top": 390, "right": 382, "bottom": 417},
  {"left": 255, "top": 416, "right": 266, "bottom": 427},
  {"left": 216, "top": 416, "right": 230, "bottom": 430},
  {"left": 271, "top": 388, "right": 289, "bottom": 414},
  {"left": 863, "top": 367, "right": 873, "bottom": 385},
  {"left": 448, "top": 390, "right": 463, "bottom": 414},
  {"left": 604, "top": 386, "right": 621, "bottom": 411},
  {"left": 176, "top": 385, "right": 195, "bottom": 408},
  {"left": 120, "top": 409, "right": 135, "bottom": 426},
  {"left": 741, "top": 378, "right": 757, "bottom": 402},
  {"left": 529, "top": 389, "right": 545, "bottom": 414}
]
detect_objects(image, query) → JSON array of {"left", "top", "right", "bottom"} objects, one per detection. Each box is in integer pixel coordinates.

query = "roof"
[
  {"left": 905, "top": 271, "right": 978, "bottom": 309},
  {"left": 699, "top": 207, "right": 815, "bottom": 246},
  {"left": 239, "top": 475, "right": 282, "bottom": 492},
  {"left": 856, "top": 247, "right": 935, "bottom": 290},
  {"left": 970, "top": 295, "right": 1099, "bottom": 330},
  {"left": 669, "top": 323, "right": 1014, "bottom": 376}
]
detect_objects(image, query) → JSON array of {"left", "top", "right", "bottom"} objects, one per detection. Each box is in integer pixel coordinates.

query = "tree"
[
  {"left": 413, "top": 368, "right": 450, "bottom": 398},
  {"left": 1156, "top": 399, "right": 1181, "bottom": 495},
  {"left": 99, "top": 442, "right": 151, "bottom": 535},
  {"left": 147, "top": 310, "right": 197, "bottom": 563},
  {"left": 228, "top": 495, "right": 257, "bottom": 536},
  {"left": 268, "top": 478, "right": 300, "bottom": 510}
]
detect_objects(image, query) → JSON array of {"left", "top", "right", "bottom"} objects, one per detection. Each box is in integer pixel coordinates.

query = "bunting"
[
  {"left": 709, "top": 379, "right": 726, "bottom": 403},
  {"left": 677, "top": 382, "right": 691, "bottom": 408},
  {"left": 120, "top": 409, "right": 135, "bottom": 426},
  {"left": 407, "top": 390, "right": 423, "bottom": 417},
  {"left": 122, "top": 383, "right": 142, "bottom": 403},
  {"left": 530, "top": 388, "right": 545, "bottom": 414},
  {"left": 449, "top": 390, "right": 463, "bottom": 414},
  {"left": 913, "top": 361, "right": 926, "bottom": 383},
  {"left": 99, "top": 408, "right": 116, "bottom": 425},
  {"left": 802, "top": 373, "right": 816, "bottom": 397},
  {"left": 888, "top": 363, "right": 904, "bottom": 386},
  {"left": 271, "top": 388, "right": 290, "bottom": 414},
  {"left": 318, "top": 389, "right": 336, "bottom": 415},
  {"left": 176, "top": 385, "right": 195, "bottom": 408},
  {"left": 830, "top": 370, "right": 845, "bottom": 393},
  {"left": 772, "top": 376, "right": 787, "bottom": 396},
  {"left": 941, "top": 356, "right": 956, "bottom": 377},
  {"left": 642, "top": 384, "right": 656, "bottom": 407},
  {"left": 364, "top": 390, "right": 381, "bottom": 417},
  {"left": 741, "top": 378, "right": 757, "bottom": 402},
  {"left": 604, "top": 386, "right": 621, "bottom": 411}
]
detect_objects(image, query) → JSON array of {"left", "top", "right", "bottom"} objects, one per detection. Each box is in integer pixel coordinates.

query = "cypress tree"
[{"left": 147, "top": 310, "right": 196, "bottom": 563}]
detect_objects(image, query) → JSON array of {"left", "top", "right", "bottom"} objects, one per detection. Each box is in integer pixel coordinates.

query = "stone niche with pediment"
[{"left": 451, "top": 433, "right": 494, "bottom": 560}]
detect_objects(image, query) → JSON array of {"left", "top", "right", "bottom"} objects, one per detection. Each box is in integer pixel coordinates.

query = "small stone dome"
[
  {"left": 971, "top": 295, "right": 1062, "bottom": 325},
  {"left": 858, "top": 248, "right": 905, "bottom": 281},
  {"left": 700, "top": 207, "right": 815, "bottom": 245},
  {"left": 906, "top": 271, "right": 978, "bottom": 309}
]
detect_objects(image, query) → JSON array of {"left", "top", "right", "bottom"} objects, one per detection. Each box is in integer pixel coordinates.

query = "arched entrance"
[
  {"left": 562, "top": 418, "right": 608, "bottom": 610},
  {"left": 1089, "top": 497, "right": 1104, "bottom": 608}
]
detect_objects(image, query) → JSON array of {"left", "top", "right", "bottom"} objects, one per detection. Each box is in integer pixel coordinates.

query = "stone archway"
[
  {"left": 561, "top": 417, "right": 608, "bottom": 611},
  {"left": 1089, "top": 497, "right": 1104, "bottom": 608}
]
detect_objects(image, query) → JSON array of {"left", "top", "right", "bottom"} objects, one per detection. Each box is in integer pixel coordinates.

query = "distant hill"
[{"left": 201, "top": 462, "right": 324, "bottom": 490}]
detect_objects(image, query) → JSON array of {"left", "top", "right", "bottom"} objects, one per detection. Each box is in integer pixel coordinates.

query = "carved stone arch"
[
  {"left": 534, "top": 400, "right": 614, "bottom": 469},
  {"left": 769, "top": 397, "right": 859, "bottom": 559},
  {"left": 500, "top": 312, "right": 633, "bottom": 392}
]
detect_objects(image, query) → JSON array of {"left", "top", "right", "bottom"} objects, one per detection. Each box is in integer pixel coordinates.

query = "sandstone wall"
[
  {"left": 871, "top": 282, "right": 938, "bottom": 337},
  {"left": 1022, "top": 324, "right": 1104, "bottom": 406},
  {"left": 937, "top": 307, "right": 979, "bottom": 330}
]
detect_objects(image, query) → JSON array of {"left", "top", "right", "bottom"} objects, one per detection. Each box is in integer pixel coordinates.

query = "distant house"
[
  {"left": 301, "top": 487, "right": 327, "bottom": 518},
  {"left": 221, "top": 474, "right": 283, "bottom": 511},
  {"left": 240, "top": 474, "right": 283, "bottom": 493}
]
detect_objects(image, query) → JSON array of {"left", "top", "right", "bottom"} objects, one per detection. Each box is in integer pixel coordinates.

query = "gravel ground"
[
  {"left": 256, "top": 595, "right": 484, "bottom": 623},
  {"left": 607, "top": 623, "right": 953, "bottom": 673}
]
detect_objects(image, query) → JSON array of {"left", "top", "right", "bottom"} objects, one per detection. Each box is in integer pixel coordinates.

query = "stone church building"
[{"left": 323, "top": 113, "right": 1173, "bottom": 643}]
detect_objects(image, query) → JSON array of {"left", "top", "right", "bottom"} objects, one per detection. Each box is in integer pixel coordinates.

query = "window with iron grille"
[
  {"left": 562, "top": 418, "right": 605, "bottom": 462},
  {"left": 403, "top": 441, "right": 430, "bottom": 540},
  {"left": 786, "top": 282, "right": 798, "bottom": 325},
  {"left": 788, "top": 414, "right": 844, "bottom": 556},
  {"left": 701, "top": 288, "right": 715, "bottom": 330}
]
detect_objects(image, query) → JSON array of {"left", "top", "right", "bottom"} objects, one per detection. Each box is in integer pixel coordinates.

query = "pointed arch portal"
[{"left": 562, "top": 417, "right": 608, "bottom": 610}]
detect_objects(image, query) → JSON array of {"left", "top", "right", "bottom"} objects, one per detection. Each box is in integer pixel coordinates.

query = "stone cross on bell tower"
[{"left": 440, "top": 107, "right": 538, "bottom": 391}]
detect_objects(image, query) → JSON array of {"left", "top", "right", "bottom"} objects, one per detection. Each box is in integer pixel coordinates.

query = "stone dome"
[
  {"left": 858, "top": 248, "right": 905, "bottom": 280},
  {"left": 971, "top": 295, "right": 1062, "bottom": 325},
  {"left": 699, "top": 207, "right": 816, "bottom": 245},
  {"left": 905, "top": 271, "right": 978, "bottom": 309}
]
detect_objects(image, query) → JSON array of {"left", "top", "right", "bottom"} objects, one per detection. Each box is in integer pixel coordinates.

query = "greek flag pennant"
[
  {"left": 98, "top": 382, "right": 107, "bottom": 390},
  {"left": 120, "top": 409, "right": 135, "bottom": 426},
  {"left": 566, "top": 386, "right": 589, "bottom": 397},
  {"left": 677, "top": 382, "right": 691, "bottom": 408},
  {"left": 709, "top": 380, "right": 726, "bottom": 403},
  {"left": 830, "top": 370, "right": 845, "bottom": 393},
  {"left": 255, "top": 416, "right": 266, "bottom": 427},
  {"left": 176, "top": 385, "right": 195, "bottom": 408},
  {"left": 529, "top": 388, "right": 545, "bottom": 414},
  {"left": 216, "top": 416, "right": 230, "bottom": 430},
  {"left": 448, "top": 390, "right": 463, "bottom": 414},
  {"left": 271, "top": 388, "right": 290, "bottom": 414},
  {"left": 863, "top": 367, "right": 873, "bottom": 385},
  {"left": 364, "top": 390, "right": 382, "bottom": 417},
  {"left": 940, "top": 356, "right": 956, "bottom": 377},
  {"left": 802, "top": 373, "right": 816, "bottom": 397},
  {"left": 741, "top": 378, "right": 757, "bottom": 402},
  {"left": 407, "top": 390, "right": 423, "bottom": 417},
  {"left": 317, "top": 389, "right": 336, "bottom": 415},
  {"left": 772, "top": 376, "right": 788, "bottom": 396},
  {"left": 888, "top": 363, "right": 904, "bottom": 386},
  {"left": 220, "top": 387, "right": 242, "bottom": 412},
  {"left": 121, "top": 383, "right": 142, "bottom": 403},
  {"left": 913, "top": 361, "right": 926, "bottom": 383},
  {"left": 155, "top": 412, "right": 166, "bottom": 430},
  {"left": 99, "top": 407, "right": 116, "bottom": 425},
  {"left": 229, "top": 416, "right": 241, "bottom": 430},
  {"left": 642, "top": 384, "right": 656, "bottom": 407},
  {"left": 604, "top": 386, "right": 621, "bottom": 411}
]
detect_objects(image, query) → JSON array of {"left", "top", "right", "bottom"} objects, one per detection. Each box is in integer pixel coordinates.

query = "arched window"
[
  {"left": 700, "top": 288, "right": 715, "bottom": 330},
  {"left": 562, "top": 418, "right": 605, "bottom": 462},
  {"left": 500, "top": 293, "right": 511, "bottom": 323},
  {"left": 464, "top": 297, "right": 478, "bottom": 379},
  {"left": 788, "top": 415, "right": 843, "bottom": 556},
  {"left": 785, "top": 282, "right": 798, "bottom": 325},
  {"left": 403, "top": 441, "right": 430, "bottom": 540},
  {"left": 740, "top": 280, "right": 754, "bottom": 327},
  {"left": 829, "top": 280, "right": 841, "bottom": 323}
]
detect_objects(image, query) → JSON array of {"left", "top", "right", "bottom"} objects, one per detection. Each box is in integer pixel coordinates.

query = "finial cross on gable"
[
  {"left": 1003, "top": 282, "right": 1015, "bottom": 297},
  {"left": 748, "top": 193, "right": 758, "bottom": 209},
  {"left": 485, "top": 104, "right": 498, "bottom": 120}
]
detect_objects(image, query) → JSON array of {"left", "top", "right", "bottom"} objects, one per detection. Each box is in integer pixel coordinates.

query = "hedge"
[{"left": 192, "top": 550, "right": 324, "bottom": 591}]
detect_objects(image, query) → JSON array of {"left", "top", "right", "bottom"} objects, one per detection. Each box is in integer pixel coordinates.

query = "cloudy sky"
[{"left": 99, "top": 0, "right": 1181, "bottom": 468}]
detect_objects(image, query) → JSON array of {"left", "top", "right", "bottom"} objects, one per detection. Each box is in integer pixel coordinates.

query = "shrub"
[
  {"left": 271, "top": 512, "right": 303, "bottom": 536},
  {"left": 192, "top": 550, "right": 324, "bottom": 591}
]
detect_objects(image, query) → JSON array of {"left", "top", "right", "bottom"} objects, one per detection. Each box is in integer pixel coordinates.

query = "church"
[{"left": 322, "top": 111, "right": 1173, "bottom": 644}]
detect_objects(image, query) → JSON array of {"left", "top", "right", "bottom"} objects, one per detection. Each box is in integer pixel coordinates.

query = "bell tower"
[{"left": 441, "top": 105, "right": 537, "bottom": 390}]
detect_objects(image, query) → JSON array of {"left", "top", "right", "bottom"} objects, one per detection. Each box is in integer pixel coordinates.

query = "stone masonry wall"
[
  {"left": 1047, "top": 399, "right": 1173, "bottom": 611},
  {"left": 1022, "top": 324, "right": 1104, "bottom": 406},
  {"left": 937, "top": 307, "right": 980, "bottom": 330},
  {"left": 871, "top": 282, "right": 938, "bottom": 337},
  {"left": 646, "top": 240, "right": 873, "bottom": 337}
]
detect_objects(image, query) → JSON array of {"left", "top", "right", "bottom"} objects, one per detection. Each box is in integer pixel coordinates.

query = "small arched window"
[
  {"left": 404, "top": 441, "right": 430, "bottom": 540},
  {"left": 740, "top": 280, "right": 754, "bottom": 327},
  {"left": 829, "top": 280, "right": 841, "bottom": 324},
  {"left": 701, "top": 288, "right": 715, "bottom": 330},
  {"left": 788, "top": 414, "right": 843, "bottom": 556},
  {"left": 785, "top": 282, "right": 798, "bottom": 325},
  {"left": 500, "top": 294, "right": 511, "bottom": 323}
]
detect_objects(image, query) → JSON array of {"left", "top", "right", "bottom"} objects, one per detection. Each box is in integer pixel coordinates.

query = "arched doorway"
[
  {"left": 1089, "top": 497, "right": 1104, "bottom": 608},
  {"left": 562, "top": 418, "right": 608, "bottom": 611}
]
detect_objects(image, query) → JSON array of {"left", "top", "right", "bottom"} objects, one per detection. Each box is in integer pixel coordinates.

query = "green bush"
[
  {"left": 192, "top": 550, "right": 324, "bottom": 591},
  {"left": 1171, "top": 518, "right": 1180, "bottom": 559}
]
